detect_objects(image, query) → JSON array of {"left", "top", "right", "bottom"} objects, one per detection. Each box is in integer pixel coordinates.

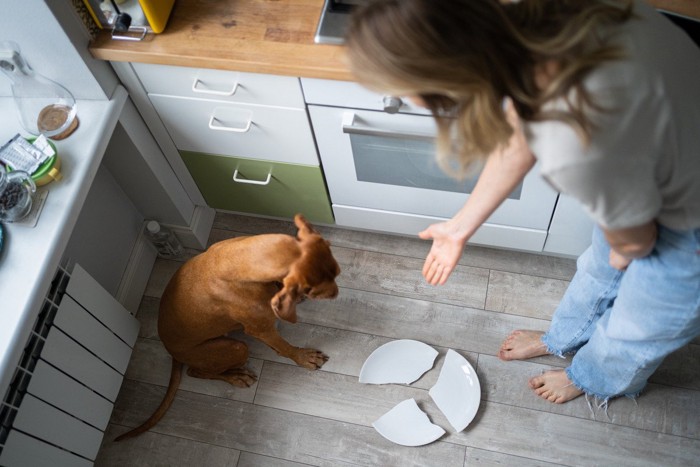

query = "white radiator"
[{"left": 0, "top": 263, "right": 140, "bottom": 466}]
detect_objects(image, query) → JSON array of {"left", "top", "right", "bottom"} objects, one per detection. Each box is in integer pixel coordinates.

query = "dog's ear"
[
  {"left": 270, "top": 284, "right": 299, "bottom": 323},
  {"left": 294, "top": 213, "right": 318, "bottom": 240}
]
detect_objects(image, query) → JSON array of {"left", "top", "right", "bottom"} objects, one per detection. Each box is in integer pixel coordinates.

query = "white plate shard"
[
  {"left": 359, "top": 339, "right": 438, "bottom": 385},
  {"left": 372, "top": 398, "right": 446, "bottom": 446},
  {"left": 428, "top": 349, "right": 481, "bottom": 432}
]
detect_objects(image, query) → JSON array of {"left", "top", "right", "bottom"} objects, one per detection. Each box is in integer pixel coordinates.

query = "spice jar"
[{"left": 0, "top": 165, "right": 36, "bottom": 222}]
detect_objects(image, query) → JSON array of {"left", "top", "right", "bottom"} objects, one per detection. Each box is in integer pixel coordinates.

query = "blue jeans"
[{"left": 542, "top": 225, "right": 700, "bottom": 400}]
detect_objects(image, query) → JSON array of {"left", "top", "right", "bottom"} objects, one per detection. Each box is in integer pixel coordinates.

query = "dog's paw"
[
  {"left": 221, "top": 368, "right": 258, "bottom": 387},
  {"left": 294, "top": 348, "right": 329, "bottom": 370},
  {"left": 188, "top": 366, "right": 258, "bottom": 388}
]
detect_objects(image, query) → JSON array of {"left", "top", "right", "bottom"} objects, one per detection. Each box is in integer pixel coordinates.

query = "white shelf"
[{"left": 0, "top": 87, "right": 128, "bottom": 398}]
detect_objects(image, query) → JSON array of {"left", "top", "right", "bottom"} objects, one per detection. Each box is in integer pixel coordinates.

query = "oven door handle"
[{"left": 341, "top": 112, "right": 434, "bottom": 141}]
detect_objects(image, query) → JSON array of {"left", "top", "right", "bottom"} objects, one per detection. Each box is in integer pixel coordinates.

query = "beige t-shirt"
[{"left": 526, "top": 1, "right": 700, "bottom": 231}]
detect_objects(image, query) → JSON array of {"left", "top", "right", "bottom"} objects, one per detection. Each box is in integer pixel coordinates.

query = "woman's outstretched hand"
[
  {"left": 417, "top": 98, "right": 535, "bottom": 286},
  {"left": 418, "top": 221, "right": 467, "bottom": 285}
]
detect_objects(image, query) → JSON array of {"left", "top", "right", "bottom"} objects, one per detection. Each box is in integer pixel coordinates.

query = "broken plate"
[
  {"left": 359, "top": 339, "right": 438, "bottom": 385},
  {"left": 428, "top": 349, "right": 481, "bottom": 432},
  {"left": 372, "top": 398, "right": 445, "bottom": 446}
]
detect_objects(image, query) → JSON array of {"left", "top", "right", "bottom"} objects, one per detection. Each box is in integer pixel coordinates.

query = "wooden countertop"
[
  {"left": 88, "top": 0, "right": 352, "bottom": 81},
  {"left": 88, "top": 0, "right": 698, "bottom": 82}
]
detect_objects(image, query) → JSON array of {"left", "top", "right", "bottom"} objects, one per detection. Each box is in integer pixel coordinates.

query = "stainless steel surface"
[
  {"left": 315, "top": 0, "right": 364, "bottom": 45},
  {"left": 382, "top": 96, "right": 403, "bottom": 114}
]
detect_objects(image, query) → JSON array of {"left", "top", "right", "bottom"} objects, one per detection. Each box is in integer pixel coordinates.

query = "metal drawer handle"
[
  {"left": 208, "top": 114, "right": 252, "bottom": 133},
  {"left": 341, "top": 112, "right": 434, "bottom": 141},
  {"left": 232, "top": 169, "right": 272, "bottom": 186},
  {"left": 192, "top": 78, "right": 239, "bottom": 96},
  {"left": 111, "top": 26, "right": 148, "bottom": 42}
]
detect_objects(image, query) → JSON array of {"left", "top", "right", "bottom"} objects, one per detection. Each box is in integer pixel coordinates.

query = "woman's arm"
[
  {"left": 420, "top": 100, "right": 536, "bottom": 285},
  {"left": 602, "top": 221, "right": 658, "bottom": 270}
]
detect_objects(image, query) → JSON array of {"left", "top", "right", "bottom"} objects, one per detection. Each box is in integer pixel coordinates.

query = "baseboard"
[
  {"left": 116, "top": 205, "right": 214, "bottom": 313},
  {"left": 168, "top": 205, "right": 216, "bottom": 250},
  {"left": 116, "top": 231, "right": 157, "bottom": 314}
]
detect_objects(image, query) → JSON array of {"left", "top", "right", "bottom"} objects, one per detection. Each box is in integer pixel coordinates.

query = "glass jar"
[
  {"left": 0, "top": 165, "right": 36, "bottom": 222},
  {"left": 0, "top": 41, "right": 78, "bottom": 139}
]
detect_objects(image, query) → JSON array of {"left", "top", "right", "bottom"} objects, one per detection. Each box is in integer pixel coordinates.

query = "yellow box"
[{"left": 82, "top": 0, "right": 175, "bottom": 34}]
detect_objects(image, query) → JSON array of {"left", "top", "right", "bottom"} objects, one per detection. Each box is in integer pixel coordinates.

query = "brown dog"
[{"left": 116, "top": 214, "right": 340, "bottom": 441}]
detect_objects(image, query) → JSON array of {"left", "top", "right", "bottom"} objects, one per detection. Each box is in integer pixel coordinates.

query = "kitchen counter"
[
  {"left": 88, "top": 0, "right": 698, "bottom": 82},
  {"left": 0, "top": 87, "right": 127, "bottom": 399},
  {"left": 88, "top": 0, "right": 351, "bottom": 81}
]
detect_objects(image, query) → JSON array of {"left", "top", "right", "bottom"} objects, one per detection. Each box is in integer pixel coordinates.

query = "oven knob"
[{"left": 382, "top": 96, "right": 403, "bottom": 114}]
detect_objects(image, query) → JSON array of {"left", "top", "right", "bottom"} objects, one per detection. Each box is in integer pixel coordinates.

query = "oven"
[{"left": 302, "top": 78, "right": 559, "bottom": 252}]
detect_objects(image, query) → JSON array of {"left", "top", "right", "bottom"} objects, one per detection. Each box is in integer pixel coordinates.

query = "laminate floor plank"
[
  {"left": 297, "top": 287, "right": 568, "bottom": 367},
  {"left": 331, "top": 247, "right": 490, "bottom": 309},
  {"left": 478, "top": 354, "right": 700, "bottom": 438},
  {"left": 247, "top": 358, "right": 700, "bottom": 466},
  {"left": 457, "top": 400, "right": 700, "bottom": 466},
  {"left": 254, "top": 360, "right": 442, "bottom": 428},
  {"left": 485, "top": 270, "right": 569, "bottom": 320},
  {"left": 128, "top": 297, "right": 476, "bottom": 389},
  {"left": 96, "top": 424, "right": 241, "bottom": 467},
  {"left": 110, "top": 379, "right": 468, "bottom": 467},
  {"left": 650, "top": 343, "right": 700, "bottom": 391},
  {"left": 464, "top": 446, "right": 566, "bottom": 467},
  {"left": 212, "top": 213, "right": 578, "bottom": 280},
  {"left": 237, "top": 452, "right": 315, "bottom": 467},
  {"left": 97, "top": 213, "right": 699, "bottom": 467}
]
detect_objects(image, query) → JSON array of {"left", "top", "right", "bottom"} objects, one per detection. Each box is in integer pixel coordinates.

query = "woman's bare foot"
[
  {"left": 498, "top": 330, "right": 549, "bottom": 361},
  {"left": 529, "top": 369, "right": 584, "bottom": 404}
]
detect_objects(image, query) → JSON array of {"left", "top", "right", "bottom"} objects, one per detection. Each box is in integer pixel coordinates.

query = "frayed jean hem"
[
  {"left": 565, "top": 367, "right": 643, "bottom": 419},
  {"left": 541, "top": 334, "right": 570, "bottom": 359}
]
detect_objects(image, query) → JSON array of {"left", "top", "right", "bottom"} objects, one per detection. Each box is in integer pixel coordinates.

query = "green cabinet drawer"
[{"left": 181, "top": 151, "right": 334, "bottom": 224}]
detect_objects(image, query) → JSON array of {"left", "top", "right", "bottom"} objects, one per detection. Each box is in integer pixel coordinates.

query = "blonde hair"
[{"left": 345, "top": 0, "right": 633, "bottom": 177}]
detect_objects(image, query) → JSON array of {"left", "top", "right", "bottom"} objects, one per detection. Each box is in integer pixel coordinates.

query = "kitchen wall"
[
  {"left": 63, "top": 143, "right": 145, "bottom": 297},
  {"left": 0, "top": 0, "right": 116, "bottom": 99}
]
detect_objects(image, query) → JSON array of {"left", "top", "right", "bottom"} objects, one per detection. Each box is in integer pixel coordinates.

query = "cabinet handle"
[
  {"left": 192, "top": 78, "right": 239, "bottom": 96},
  {"left": 111, "top": 27, "right": 148, "bottom": 42},
  {"left": 341, "top": 112, "right": 434, "bottom": 141},
  {"left": 208, "top": 113, "right": 252, "bottom": 133},
  {"left": 232, "top": 169, "right": 272, "bottom": 186}
]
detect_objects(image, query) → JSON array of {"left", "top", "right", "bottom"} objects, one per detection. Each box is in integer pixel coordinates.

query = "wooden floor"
[{"left": 96, "top": 212, "right": 700, "bottom": 466}]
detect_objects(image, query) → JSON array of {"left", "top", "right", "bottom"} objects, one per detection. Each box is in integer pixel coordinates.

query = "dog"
[{"left": 115, "top": 214, "right": 340, "bottom": 441}]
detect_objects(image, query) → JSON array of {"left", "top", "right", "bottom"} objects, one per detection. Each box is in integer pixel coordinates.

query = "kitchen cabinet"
[
  {"left": 544, "top": 195, "right": 595, "bottom": 257},
  {"left": 181, "top": 151, "right": 334, "bottom": 223},
  {"left": 112, "top": 62, "right": 334, "bottom": 224}
]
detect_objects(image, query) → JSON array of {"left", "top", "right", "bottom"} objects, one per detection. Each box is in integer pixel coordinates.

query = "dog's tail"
[{"left": 114, "top": 358, "right": 183, "bottom": 442}]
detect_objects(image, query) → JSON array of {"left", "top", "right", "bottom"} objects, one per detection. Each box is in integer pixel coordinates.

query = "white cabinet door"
[{"left": 150, "top": 94, "right": 319, "bottom": 165}]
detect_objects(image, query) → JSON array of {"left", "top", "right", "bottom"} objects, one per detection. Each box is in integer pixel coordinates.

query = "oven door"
[{"left": 308, "top": 105, "right": 558, "bottom": 251}]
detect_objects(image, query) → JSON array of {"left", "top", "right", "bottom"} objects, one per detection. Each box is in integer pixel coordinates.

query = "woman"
[{"left": 346, "top": 0, "right": 700, "bottom": 404}]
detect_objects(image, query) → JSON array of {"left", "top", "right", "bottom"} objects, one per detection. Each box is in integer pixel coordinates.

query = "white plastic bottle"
[{"left": 145, "top": 220, "right": 183, "bottom": 259}]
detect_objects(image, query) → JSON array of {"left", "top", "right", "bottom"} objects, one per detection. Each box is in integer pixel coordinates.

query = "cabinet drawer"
[
  {"left": 181, "top": 151, "right": 334, "bottom": 224},
  {"left": 132, "top": 62, "right": 305, "bottom": 108},
  {"left": 150, "top": 94, "right": 319, "bottom": 165}
]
